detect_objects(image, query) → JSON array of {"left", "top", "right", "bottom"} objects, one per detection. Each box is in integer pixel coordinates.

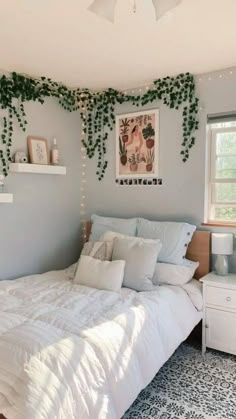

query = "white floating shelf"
[
  {"left": 10, "top": 163, "right": 66, "bottom": 175},
  {"left": 0, "top": 193, "right": 13, "bottom": 203}
]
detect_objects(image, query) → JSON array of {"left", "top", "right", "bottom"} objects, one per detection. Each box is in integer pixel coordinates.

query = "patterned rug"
[{"left": 123, "top": 341, "right": 236, "bottom": 419}]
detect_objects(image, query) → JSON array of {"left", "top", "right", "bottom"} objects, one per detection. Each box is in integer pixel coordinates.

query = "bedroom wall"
[
  {"left": 0, "top": 98, "right": 81, "bottom": 280},
  {"left": 85, "top": 67, "right": 236, "bottom": 273}
]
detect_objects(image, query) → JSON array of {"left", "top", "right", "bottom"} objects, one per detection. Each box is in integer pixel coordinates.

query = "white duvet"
[{"left": 0, "top": 270, "right": 202, "bottom": 419}]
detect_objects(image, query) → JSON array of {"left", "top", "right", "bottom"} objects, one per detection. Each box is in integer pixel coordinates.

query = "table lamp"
[{"left": 212, "top": 233, "right": 233, "bottom": 276}]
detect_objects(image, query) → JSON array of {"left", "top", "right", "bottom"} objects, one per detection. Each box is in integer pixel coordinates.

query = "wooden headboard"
[{"left": 85, "top": 221, "right": 211, "bottom": 280}]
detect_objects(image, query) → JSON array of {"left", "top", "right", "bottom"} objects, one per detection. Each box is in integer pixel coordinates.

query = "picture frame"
[
  {"left": 116, "top": 109, "right": 159, "bottom": 179},
  {"left": 27, "top": 136, "right": 49, "bottom": 165}
]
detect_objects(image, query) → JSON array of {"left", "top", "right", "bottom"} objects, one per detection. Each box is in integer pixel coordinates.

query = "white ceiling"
[{"left": 0, "top": 0, "right": 235, "bottom": 89}]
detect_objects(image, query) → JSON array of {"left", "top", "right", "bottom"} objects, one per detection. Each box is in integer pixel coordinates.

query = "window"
[{"left": 206, "top": 115, "right": 236, "bottom": 224}]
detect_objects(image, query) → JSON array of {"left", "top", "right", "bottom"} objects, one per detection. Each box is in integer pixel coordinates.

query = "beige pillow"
[
  {"left": 74, "top": 255, "right": 125, "bottom": 292},
  {"left": 81, "top": 241, "right": 113, "bottom": 261},
  {"left": 100, "top": 230, "right": 131, "bottom": 242}
]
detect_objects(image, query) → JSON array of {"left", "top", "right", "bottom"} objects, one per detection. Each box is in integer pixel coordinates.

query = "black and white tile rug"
[{"left": 123, "top": 342, "right": 236, "bottom": 419}]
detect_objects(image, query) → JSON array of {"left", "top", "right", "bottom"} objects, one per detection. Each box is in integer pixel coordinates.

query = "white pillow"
[
  {"left": 74, "top": 255, "right": 125, "bottom": 292},
  {"left": 112, "top": 237, "right": 162, "bottom": 292},
  {"left": 152, "top": 260, "right": 199, "bottom": 286},
  {"left": 181, "top": 279, "right": 203, "bottom": 311}
]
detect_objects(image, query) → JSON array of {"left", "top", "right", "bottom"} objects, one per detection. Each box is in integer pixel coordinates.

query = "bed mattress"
[{"left": 0, "top": 270, "right": 202, "bottom": 419}]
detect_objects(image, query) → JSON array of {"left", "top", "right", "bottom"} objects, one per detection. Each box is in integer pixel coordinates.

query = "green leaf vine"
[{"left": 0, "top": 71, "right": 199, "bottom": 180}]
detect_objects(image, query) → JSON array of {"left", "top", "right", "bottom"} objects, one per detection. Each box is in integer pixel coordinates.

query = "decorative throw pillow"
[
  {"left": 64, "top": 263, "right": 78, "bottom": 280},
  {"left": 89, "top": 214, "right": 137, "bottom": 241},
  {"left": 112, "top": 237, "right": 162, "bottom": 292},
  {"left": 74, "top": 255, "right": 125, "bottom": 292},
  {"left": 137, "top": 218, "right": 196, "bottom": 265},
  {"left": 81, "top": 241, "right": 113, "bottom": 261},
  {"left": 100, "top": 230, "right": 162, "bottom": 248},
  {"left": 100, "top": 230, "right": 131, "bottom": 243},
  {"left": 152, "top": 260, "right": 199, "bottom": 286},
  {"left": 64, "top": 241, "right": 113, "bottom": 280}
]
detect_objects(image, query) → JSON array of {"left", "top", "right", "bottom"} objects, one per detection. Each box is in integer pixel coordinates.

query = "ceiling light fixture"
[
  {"left": 87, "top": 0, "right": 183, "bottom": 22},
  {"left": 88, "top": 0, "right": 117, "bottom": 23}
]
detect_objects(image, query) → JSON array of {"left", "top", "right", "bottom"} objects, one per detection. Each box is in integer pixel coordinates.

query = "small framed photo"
[{"left": 27, "top": 136, "right": 49, "bottom": 165}]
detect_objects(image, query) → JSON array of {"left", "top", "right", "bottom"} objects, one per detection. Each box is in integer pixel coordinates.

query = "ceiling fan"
[{"left": 87, "top": 0, "right": 183, "bottom": 23}]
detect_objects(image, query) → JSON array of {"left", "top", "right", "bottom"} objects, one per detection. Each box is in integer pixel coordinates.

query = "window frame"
[{"left": 206, "top": 125, "right": 236, "bottom": 225}]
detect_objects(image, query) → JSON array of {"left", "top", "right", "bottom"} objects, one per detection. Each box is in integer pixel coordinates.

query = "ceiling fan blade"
[
  {"left": 152, "top": 0, "right": 183, "bottom": 20},
  {"left": 88, "top": 0, "right": 117, "bottom": 23}
]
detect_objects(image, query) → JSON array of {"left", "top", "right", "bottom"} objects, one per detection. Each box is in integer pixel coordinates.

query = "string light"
[{"left": 80, "top": 106, "right": 88, "bottom": 244}]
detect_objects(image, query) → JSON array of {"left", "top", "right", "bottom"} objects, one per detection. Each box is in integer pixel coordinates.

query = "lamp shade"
[
  {"left": 88, "top": 0, "right": 117, "bottom": 23},
  {"left": 212, "top": 233, "right": 233, "bottom": 255},
  {"left": 152, "top": 0, "right": 182, "bottom": 20}
]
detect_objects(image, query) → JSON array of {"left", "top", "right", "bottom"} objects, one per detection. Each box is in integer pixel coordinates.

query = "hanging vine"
[{"left": 0, "top": 71, "right": 199, "bottom": 179}]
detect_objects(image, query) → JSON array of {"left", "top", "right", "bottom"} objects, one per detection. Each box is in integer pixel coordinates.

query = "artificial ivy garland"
[{"left": 0, "top": 71, "right": 199, "bottom": 180}]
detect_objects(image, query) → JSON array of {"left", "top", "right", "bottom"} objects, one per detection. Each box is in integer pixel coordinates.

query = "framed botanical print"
[
  {"left": 116, "top": 109, "right": 159, "bottom": 179},
  {"left": 27, "top": 136, "right": 49, "bottom": 165}
]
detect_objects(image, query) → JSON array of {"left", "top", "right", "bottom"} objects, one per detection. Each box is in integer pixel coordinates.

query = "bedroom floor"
[{"left": 123, "top": 340, "right": 236, "bottom": 419}]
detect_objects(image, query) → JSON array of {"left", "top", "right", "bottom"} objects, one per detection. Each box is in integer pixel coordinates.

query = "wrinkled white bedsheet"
[{"left": 0, "top": 270, "right": 202, "bottom": 419}]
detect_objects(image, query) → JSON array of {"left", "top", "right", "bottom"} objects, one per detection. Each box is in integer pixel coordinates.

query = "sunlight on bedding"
[{"left": 0, "top": 270, "right": 202, "bottom": 419}]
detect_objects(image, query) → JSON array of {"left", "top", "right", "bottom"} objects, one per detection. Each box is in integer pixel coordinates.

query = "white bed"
[{"left": 0, "top": 269, "right": 202, "bottom": 419}]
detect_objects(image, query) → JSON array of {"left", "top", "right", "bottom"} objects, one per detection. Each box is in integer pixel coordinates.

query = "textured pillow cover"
[
  {"left": 152, "top": 260, "right": 199, "bottom": 286},
  {"left": 137, "top": 218, "right": 196, "bottom": 265},
  {"left": 64, "top": 241, "right": 113, "bottom": 280},
  {"left": 64, "top": 263, "right": 78, "bottom": 280},
  {"left": 112, "top": 237, "right": 162, "bottom": 292},
  {"left": 100, "top": 230, "right": 132, "bottom": 243},
  {"left": 74, "top": 255, "right": 125, "bottom": 292},
  {"left": 89, "top": 214, "right": 137, "bottom": 241},
  {"left": 81, "top": 241, "right": 113, "bottom": 261}
]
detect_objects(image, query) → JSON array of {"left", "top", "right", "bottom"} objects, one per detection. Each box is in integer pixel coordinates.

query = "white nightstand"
[{"left": 201, "top": 272, "right": 236, "bottom": 356}]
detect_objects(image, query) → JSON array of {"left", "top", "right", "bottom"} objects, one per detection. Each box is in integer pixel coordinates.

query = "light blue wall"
[
  {"left": 85, "top": 68, "right": 236, "bottom": 273},
  {"left": 1, "top": 68, "right": 236, "bottom": 279},
  {"left": 0, "top": 98, "right": 81, "bottom": 279}
]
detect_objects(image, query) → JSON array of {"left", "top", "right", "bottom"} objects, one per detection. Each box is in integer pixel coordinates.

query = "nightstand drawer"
[
  {"left": 206, "top": 286, "right": 236, "bottom": 310},
  {"left": 206, "top": 308, "right": 236, "bottom": 355}
]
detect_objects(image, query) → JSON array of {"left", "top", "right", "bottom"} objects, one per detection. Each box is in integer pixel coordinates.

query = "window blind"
[{"left": 207, "top": 112, "right": 236, "bottom": 124}]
